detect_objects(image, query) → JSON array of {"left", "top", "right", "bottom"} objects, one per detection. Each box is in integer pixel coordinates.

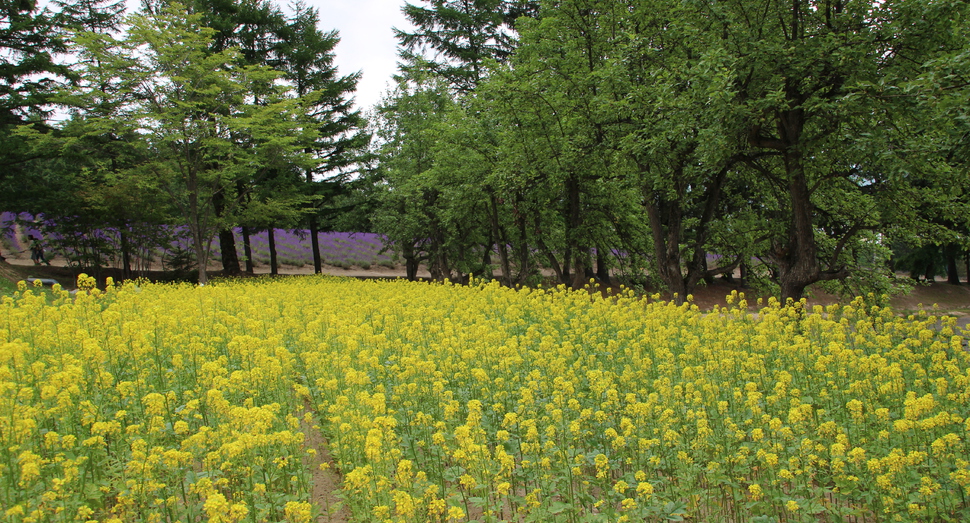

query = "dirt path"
[
  {"left": 2, "top": 251, "right": 431, "bottom": 280},
  {"left": 301, "top": 413, "right": 352, "bottom": 523}
]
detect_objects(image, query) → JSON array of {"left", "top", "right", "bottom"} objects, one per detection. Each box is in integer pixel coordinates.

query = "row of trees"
[
  {"left": 367, "top": 0, "right": 970, "bottom": 301},
  {"left": 0, "top": 0, "right": 367, "bottom": 284},
  {"left": 1, "top": 0, "right": 968, "bottom": 300}
]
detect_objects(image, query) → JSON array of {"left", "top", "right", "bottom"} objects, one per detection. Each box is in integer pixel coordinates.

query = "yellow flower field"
[{"left": 1, "top": 275, "right": 968, "bottom": 522}]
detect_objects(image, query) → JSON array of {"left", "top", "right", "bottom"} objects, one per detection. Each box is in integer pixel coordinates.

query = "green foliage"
[
  {"left": 396, "top": 0, "right": 538, "bottom": 91},
  {"left": 0, "top": 0, "right": 123, "bottom": 209},
  {"left": 69, "top": 3, "right": 316, "bottom": 284},
  {"left": 372, "top": 0, "right": 970, "bottom": 300}
]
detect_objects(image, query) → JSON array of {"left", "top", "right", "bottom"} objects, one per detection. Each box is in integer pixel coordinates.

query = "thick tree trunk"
[
  {"left": 212, "top": 191, "right": 240, "bottom": 275},
  {"left": 596, "top": 249, "right": 610, "bottom": 284},
  {"left": 945, "top": 244, "right": 960, "bottom": 284},
  {"left": 776, "top": 160, "right": 819, "bottom": 302},
  {"left": 571, "top": 256, "right": 587, "bottom": 290},
  {"left": 268, "top": 227, "right": 278, "bottom": 276},
  {"left": 218, "top": 229, "right": 241, "bottom": 275},
  {"left": 403, "top": 243, "right": 419, "bottom": 280},
  {"left": 310, "top": 224, "right": 322, "bottom": 274},
  {"left": 242, "top": 226, "right": 254, "bottom": 274}
]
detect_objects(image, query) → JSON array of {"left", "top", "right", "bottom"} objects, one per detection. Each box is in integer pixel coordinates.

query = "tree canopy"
[{"left": 2, "top": 0, "right": 967, "bottom": 299}]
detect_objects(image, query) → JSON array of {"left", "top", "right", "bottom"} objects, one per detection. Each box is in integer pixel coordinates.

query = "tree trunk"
[
  {"left": 514, "top": 206, "right": 530, "bottom": 285},
  {"left": 701, "top": 255, "right": 714, "bottom": 285},
  {"left": 596, "top": 248, "right": 610, "bottom": 284},
  {"left": 481, "top": 240, "right": 495, "bottom": 280},
  {"left": 583, "top": 253, "right": 595, "bottom": 280},
  {"left": 644, "top": 190, "right": 688, "bottom": 303},
  {"left": 305, "top": 163, "right": 323, "bottom": 274},
  {"left": 242, "top": 226, "right": 254, "bottom": 274},
  {"left": 488, "top": 192, "right": 512, "bottom": 286},
  {"left": 212, "top": 191, "right": 240, "bottom": 275},
  {"left": 268, "top": 227, "right": 278, "bottom": 275},
  {"left": 776, "top": 163, "right": 819, "bottom": 302},
  {"left": 218, "top": 228, "right": 241, "bottom": 275},
  {"left": 965, "top": 251, "right": 969, "bottom": 283},
  {"left": 945, "top": 244, "right": 960, "bottom": 284},
  {"left": 403, "top": 243, "right": 418, "bottom": 280},
  {"left": 536, "top": 236, "right": 564, "bottom": 284},
  {"left": 566, "top": 174, "right": 583, "bottom": 289},
  {"left": 119, "top": 226, "right": 132, "bottom": 280},
  {"left": 310, "top": 223, "right": 322, "bottom": 274},
  {"left": 187, "top": 173, "right": 208, "bottom": 286},
  {"left": 570, "top": 256, "right": 587, "bottom": 290}
]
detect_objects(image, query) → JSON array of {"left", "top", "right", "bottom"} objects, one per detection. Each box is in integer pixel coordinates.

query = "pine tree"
[
  {"left": 395, "top": 0, "right": 537, "bottom": 92},
  {"left": 0, "top": 0, "right": 123, "bottom": 203},
  {"left": 277, "top": 2, "right": 369, "bottom": 274}
]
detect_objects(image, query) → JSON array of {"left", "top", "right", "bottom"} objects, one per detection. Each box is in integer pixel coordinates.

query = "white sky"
[{"left": 306, "top": 0, "right": 413, "bottom": 111}]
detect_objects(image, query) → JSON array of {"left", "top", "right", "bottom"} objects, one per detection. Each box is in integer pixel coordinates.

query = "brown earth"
[{"left": 3, "top": 252, "right": 969, "bottom": 321}]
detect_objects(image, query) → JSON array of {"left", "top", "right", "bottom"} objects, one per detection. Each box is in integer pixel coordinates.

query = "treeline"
[
  {"left": 367, "top": 0, "right": 970, "bottom": 301},
  {"left": 2, "top": 0, "right": 969, "bottom": 300}
]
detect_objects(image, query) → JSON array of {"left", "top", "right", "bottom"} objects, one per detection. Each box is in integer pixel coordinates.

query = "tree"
[
  {"left": 899, "top": 0, "right": 970, "bottom": 284},
  {"left": 606, "top": 0, "right": 746, "bottom": 300},
  {"left": 278, "top": 2, "right": 369, "bottom": 274},
  {"left": 481, "top": 0, "right": 653, "bottom": 289},
  {"left": 396, "top": 0, "right": 538, "bottom": 92},
  {"left": 143, "top": 0, "right": 292, "bottom": 275},
  {"left": 370, "top": 78, "right": 456, "bottom": 280},
  {"left": 701, "top": 0, "right": 968, "bottom": 300},
  {"left": 0, "top": 0, "right": 122, "bottom": 208},
  {"left": 74, "top": 4, "right": 313, "bottom": 284}
]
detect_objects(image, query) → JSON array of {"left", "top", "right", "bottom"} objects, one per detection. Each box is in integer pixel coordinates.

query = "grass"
[{"left": 0, "top": 278, "right": 17, "bottom": 295}]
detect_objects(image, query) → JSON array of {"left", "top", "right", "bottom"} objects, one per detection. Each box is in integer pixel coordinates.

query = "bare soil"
[
  {"left": 301, "top": 412, "right": 352, "bottom": 523},
  {"left": 4, "top": 252, "right": 969, "bottom": 325}
]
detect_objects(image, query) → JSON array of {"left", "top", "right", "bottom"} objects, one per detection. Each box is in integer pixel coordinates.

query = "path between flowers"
[{"left": 302, "top": 414, "right": 351, "bottom": 523}]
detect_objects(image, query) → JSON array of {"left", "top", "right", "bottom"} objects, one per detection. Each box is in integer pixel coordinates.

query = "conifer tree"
[
  {"left": 0, "top": 0, "right": 122, "bottom": 206},
  {"left": 395, "top": 0, "right": 537, "bottom": 92}
]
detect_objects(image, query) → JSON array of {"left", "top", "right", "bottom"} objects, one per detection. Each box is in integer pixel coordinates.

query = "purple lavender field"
[
  {"left": 219, "top": 229, "right": 395, "bottom": 268},
  {"left": 1, "top": 212, "right": 395, "bottom": 269}
]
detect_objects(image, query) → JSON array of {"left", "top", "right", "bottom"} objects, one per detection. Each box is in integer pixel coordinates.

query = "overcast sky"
[{"left": 305, "top": 0, "right": 413, "bottom": 111}]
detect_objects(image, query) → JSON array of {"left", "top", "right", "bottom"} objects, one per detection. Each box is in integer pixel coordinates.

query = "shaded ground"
[
  {"left": 4, "top": 254, "right": 969, "bottom": 323},
  {"left": 649, "top": 278, "right": 970, "bottom": 331}
]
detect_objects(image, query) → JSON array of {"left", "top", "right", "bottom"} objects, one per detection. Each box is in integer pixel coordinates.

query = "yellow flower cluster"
[
  {"left": 1, "top": 277, "right": 968, "bottom": 522},
  {"left": 1, "top": 277, "right": 312, "bottom": 522}
]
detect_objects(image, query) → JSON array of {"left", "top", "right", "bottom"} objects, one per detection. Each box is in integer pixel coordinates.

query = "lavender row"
[{"left": 1, "top": 213, "right": 395, "bottom": 268}]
